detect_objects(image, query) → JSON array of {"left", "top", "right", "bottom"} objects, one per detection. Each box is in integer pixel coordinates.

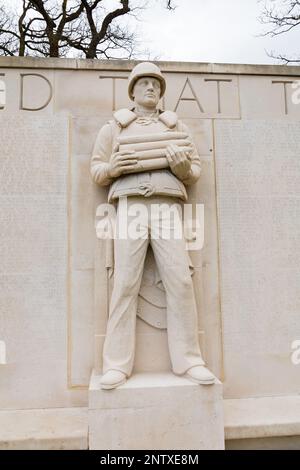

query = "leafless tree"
[
  {"left": 259, "top": 0, "right": 300, "bottom": 64},
  {"left": 0, "top": 4, "right": 20, "bottom": 55},
  {"left": 0, "top": 0, "right": 176, "bottom": 58}
]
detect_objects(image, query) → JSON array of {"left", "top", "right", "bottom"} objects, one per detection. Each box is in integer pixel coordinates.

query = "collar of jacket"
[{"left": 113, "top": 108, "right": 178, "bottom": 129}]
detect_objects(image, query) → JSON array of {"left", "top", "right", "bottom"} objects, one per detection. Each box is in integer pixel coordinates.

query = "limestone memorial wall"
[{"left": 0, "top": 58, "right": 300, "bottom": 435}]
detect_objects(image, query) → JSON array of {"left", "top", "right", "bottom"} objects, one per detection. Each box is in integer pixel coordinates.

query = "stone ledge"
[
  {"left": 224, "top": 395, "right": 300, "bottom": 440},
  {"left": 0, "top": 407, "right": 88, "bottom": 450},
  {"left": 0, "top": 57, "right": 300, "bottom": 77},
  {"left": 2, "top": 395, "right": 300, "bottom": 449}
]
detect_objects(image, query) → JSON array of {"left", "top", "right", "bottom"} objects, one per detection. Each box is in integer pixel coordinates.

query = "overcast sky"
[
  {"left": 136, "top": 0, "right": 300, "bottom": 64},
  {"left": 7, "top": 0, "right": 300, "bottom": 64}
]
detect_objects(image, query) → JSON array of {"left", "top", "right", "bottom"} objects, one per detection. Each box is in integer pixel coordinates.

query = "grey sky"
[
  {"left": 6, "top": 0, "right": 300, "bottom": 64},
  {"left": 137, "top": 0, "right": 300, "bottom": 64}
]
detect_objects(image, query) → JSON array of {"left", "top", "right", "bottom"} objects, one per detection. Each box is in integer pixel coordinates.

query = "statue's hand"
[
  {"left": 108, "top": 149, "right": 138, "bottom": 178},
  {"left": 166, "top": 144, "right": 192, "bottom": 180}
]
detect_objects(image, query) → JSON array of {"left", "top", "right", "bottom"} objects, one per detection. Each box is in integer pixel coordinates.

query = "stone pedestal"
[{"left": 88, "top": 370, "right": 224, "bottom": 450}]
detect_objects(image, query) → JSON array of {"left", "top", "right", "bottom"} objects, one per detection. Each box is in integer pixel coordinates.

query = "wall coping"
[
  {"left": 1, "top": 396, "right": 300, "bottom": 449},
  {"left": 224, "top": 395, "right": 300, "bottom": 440},
  {"left": 0, "top": 57, "right": 300, "bottom": 77}
]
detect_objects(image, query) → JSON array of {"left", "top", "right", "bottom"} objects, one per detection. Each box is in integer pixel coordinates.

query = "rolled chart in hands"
[{"left": 117, "top": 131, "right": 193, "bottom": 174}]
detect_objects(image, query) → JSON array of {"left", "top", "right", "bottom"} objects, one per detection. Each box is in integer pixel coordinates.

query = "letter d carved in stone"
[{"left": 20, "top": 73, "right": 53, "bottom": 111}]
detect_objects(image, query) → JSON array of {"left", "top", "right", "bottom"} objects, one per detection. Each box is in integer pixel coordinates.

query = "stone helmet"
[{"left": 128, "top": 62, "right": 166, "bottom": 101}]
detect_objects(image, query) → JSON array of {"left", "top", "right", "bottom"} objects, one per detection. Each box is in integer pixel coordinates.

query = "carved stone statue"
[{"left": 91, "top": 62, "right": 215, "bottom": 389}]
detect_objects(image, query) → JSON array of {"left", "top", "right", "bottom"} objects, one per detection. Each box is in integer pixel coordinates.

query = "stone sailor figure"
[{"left": 91, "top": 62, "right": 215, "bottom": 389}]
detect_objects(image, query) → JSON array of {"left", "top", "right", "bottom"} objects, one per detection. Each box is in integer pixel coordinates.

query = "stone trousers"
[{"left": 102, "top": 196, "right": 205, "bottom": 376}]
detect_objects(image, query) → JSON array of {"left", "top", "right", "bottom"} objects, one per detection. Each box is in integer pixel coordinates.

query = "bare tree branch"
[
  {"left": 258, "top": 0, "right": 300, "bottom": 63},
  {"left": 0, "top": 0, "right": 173, "bottom": 59},
  {"left": 166, "top": 0, "right": 176, "bottom": 10}
]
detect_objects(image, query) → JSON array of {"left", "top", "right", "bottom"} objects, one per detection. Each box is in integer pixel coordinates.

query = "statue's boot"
[
  {"left": 100, "top": 370, "right": 127, "bottom": 390},
  {"left": 185, "top": 365, "right": 215, "bottom": 385}
]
